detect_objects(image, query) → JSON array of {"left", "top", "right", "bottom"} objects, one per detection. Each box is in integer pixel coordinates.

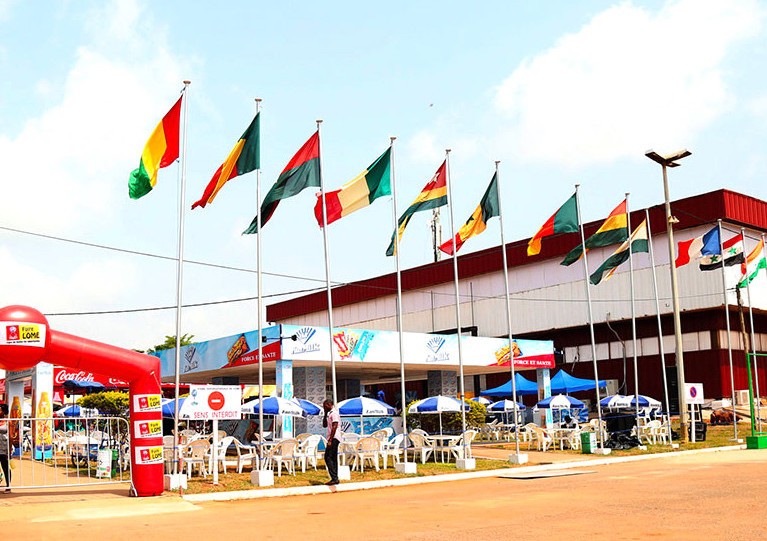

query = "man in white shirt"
[{"left": 322, "top": 399, "right": 341, "bottom": 485}]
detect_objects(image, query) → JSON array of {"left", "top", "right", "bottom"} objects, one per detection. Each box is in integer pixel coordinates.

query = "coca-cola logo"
[{"left": 53, "top": 369, "right": 126, "bottom": 386}]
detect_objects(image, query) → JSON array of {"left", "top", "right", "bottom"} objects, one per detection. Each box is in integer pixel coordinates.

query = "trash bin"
[
  {"left": 688, "top": 422, "right": 707, "bottom": 442},
  {"left": 580, "top": 431, "right": 596, "bottom": 454}
]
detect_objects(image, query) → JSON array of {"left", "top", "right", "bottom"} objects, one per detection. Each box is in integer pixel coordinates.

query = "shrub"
[{"left": 405, "top": 399, "right": 486, "bottom": 434}]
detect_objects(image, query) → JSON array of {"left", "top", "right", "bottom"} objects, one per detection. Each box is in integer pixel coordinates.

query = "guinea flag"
[
  {"left": 243, "top": 130, "right": 320, "bottom": 234},
  {"left": 527, "top": 193, "right": 579, "bottom": 256},
  {"left": 561, "top": 199, "right": 627, "bottom": 266},
  {"left": 439, "top": 172, "right": 499, "bottom": 256},
  {"left": 128, "top": 96, "right": 182, "bottom": 200},
  {"left": 314, "top": 146, "right": 391, "bottom": 227},
  {"left": 386, "top": 160, "right": 447, "bottom": 256},
  {"left": 192, "top": 112, "right": 260, "bottom": 209}
]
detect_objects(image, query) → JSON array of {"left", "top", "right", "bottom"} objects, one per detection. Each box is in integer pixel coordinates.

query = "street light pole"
[{"left": 645, "top": 149, "right": 691, "bottom": 444}]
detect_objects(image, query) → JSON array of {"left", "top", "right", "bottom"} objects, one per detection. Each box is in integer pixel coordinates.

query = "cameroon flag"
[
  {"left": 128, "top": 96, "right": 182, "bottom": 199},
  {"left": 590, "top": 220, "right": 649, "bottom": 285},
  {"left": 192, "top": 113, "right": 260, "bottom": 209},
  {"left": 314, "top": 147, "right": 391, "bottom": 227}
]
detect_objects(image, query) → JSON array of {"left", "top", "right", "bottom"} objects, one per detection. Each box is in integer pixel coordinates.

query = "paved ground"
[{"left": 2, "top": 447, "right": 766, "bottom": 540}]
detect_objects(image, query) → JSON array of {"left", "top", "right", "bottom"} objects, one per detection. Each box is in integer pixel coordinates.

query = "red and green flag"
[
  {"left": 243, "top": 130, "right": 320, "bottom": 234},
  {"left": 386, "top": 160, "right": 447, "bottom": 256},
  {"left": 527, "top": 193, "right": 578, "bottom": 256},
  {"left": 590, "top": 220, "right": 649, "bottom": 285},
  {"left": 128, "top": 96, "right": 182, "bottom": 200},
  {"left": 561, "top": 199, "right": 627, "bottom": 266},
  {"left": 192, "top": 112, "right": 260, "bottom": 210},
  {"left": 439, "top": 172, "right": 499, "bottom": 256},
  {"left": 738, "top": 238, "right": 766, "bottom": 288},
  {"left": 314, "top": 146, "right": 391, "bottom": 227}
]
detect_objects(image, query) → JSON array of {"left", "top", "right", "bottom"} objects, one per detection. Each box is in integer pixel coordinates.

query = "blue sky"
[{"left": 1, "top": 0, "right": 766, "bottom": 351}]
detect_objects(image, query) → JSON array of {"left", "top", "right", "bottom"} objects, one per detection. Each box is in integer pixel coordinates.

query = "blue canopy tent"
[
  {"left": 481, "top": 372, "right": 538, "bottom": 396},
  {"left": 550, "top": 370, "right": 606, "bottom": 394}
]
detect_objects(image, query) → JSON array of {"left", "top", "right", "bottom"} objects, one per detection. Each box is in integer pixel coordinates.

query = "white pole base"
[
  {"left": 637, "top": 445, "right": 647, "bottom": 451},
  {"left": 338, "top": 465, "right": 351, "bottom": 481},
  {"left": 671, "top": 443, "right": 680, "bottom": 449},
  {"left": 395, "top": 462, "right": 417, "bottom": 474},
  {"left": 163, "top": 473, "right": 187, "bottom": 491},
  {"left": 251, "top": 469, "right": 274, "bottom": 487},
  {"left": 508, "top": 453, "right": 529, "bottom": 465},
  {"left": 456, "top": 458, "right": 476, "bottom": 470},
  {"left": 594, "top": 447, "right": 612, "bottom": 455}
]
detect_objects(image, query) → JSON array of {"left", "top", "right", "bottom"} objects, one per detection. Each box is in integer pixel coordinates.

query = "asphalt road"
[{"left": 3, "top": 449, "right": 766, "bottom": 540}]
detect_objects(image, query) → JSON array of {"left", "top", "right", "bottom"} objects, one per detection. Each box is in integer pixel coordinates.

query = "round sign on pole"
[{"left": 208, "top": 391, "right": 225, "bottom": 411}]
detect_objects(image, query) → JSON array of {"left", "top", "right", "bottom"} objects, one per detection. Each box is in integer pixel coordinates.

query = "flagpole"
[
  {"left": 758, "top": 232, "right": 767, "bottom": 431},
  {"left": 717, "top": 219, "right": 738, "bottom": 440},
  {"left": 575, "top": 184, "right": 604, "bottom": 448},
  {"left": 742, "top": 228, "right": 761, "bottom": 432},
  {"left": 495, "top": 161, "right": 522, "bottom": 460},
  {"left": 172, "top": 80, "right": 191, "bottom": 475},
  {"left": 317, "top": 119, "right": 337, "bottom": 404},
  {"left": 646, "top": 209, "right": 673, "bottom": 446},
  {"left": 388, "top": 137, "right": 410, "bottom": 462},
  {"left": 254, "top": 98, "right": 265, "bottom": 448},
  {"left": 626, "top": 193, "right": 640, "bottom": 421},
  {"left": 444, "top": 149, "right": 468, "bottom": 439}
]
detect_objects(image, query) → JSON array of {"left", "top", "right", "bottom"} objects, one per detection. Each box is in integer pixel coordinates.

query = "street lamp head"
[{"left": 645, "top": 149, "right": 691, "bottom": 167}]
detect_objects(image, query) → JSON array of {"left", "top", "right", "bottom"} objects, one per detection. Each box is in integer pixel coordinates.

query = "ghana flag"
[
  {"left": 243, "top": 130, "right": 320, "bottom": 233},
  {"left": 561, "top": 199, "right": 627, "bottom": 266},
  {"left": 192, "top": 112, "right": 260, "bottom": 209},
  {"left": 527, "top": 193, "right": 578, "bottom": 256},
  {"left": 590, "top": 219, "right": 649, "bottom": 285},
  {"left": 314, "top": 146, "right": 391, "bottom": 227},
  {"left": 386, "top": 160, "right": 447, "bottom": 256},
  {"left": 128, "top": 96, "right": 182, "bottom": 200},
  {"left": 439, "top": 172, "right": 499, "bottom": 256}
]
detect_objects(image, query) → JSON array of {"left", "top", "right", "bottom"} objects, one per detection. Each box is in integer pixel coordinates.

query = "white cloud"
[
  {"left": 493, "top": 0, "right": 763, "bottom": 167},
  {"left": 0, "top": 0, "right": 184, "bottom": 234},
  {"left": 0, "top": 0, "right": 16, "bottom": 22}
]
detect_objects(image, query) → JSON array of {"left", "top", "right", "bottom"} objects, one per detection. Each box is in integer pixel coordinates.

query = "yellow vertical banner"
[{"left": 33, "top": 362, "right": 54, "bottom": 460}]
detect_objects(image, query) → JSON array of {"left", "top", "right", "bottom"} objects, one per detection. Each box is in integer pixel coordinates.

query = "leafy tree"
[
  {"left": 78, "top": 391, "right": 130, "bottom": 417},
  {"left": 142, "top": 334, "right": 195, "bottom": 355}
]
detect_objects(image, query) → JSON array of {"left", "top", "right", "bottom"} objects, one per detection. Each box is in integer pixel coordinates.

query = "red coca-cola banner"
[{"left": 53, "top": 367, "right": 127, "bottom": 387}]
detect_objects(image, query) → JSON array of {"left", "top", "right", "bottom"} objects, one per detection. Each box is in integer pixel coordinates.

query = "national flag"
[
  {"left": 128, "top": 96, "right": 182, "bottom": 200},
  {"left": 590, "top": 220, "right": 649, "bottom": 285},
  {"left": 527, "top": 193, "right": 579, "bottom": 256},
  {"left": 439, "top": 172, "right": 499, "bottom": 256},
  {"left": 699, "top": 233, "right": 744, "bottom": 271},
  {"left": 192, "top": 113, "right": 260, "bottom": 210},
  {"left": 386, "top": 161, "right": 447, "bottom": 256},
  {"left": 675, "top": 226, "right": 720, "bottom": 267},
  {"left": 243, "top": 130, "right": 320, "bottom": 234},
  {"left": 313, "top": 147, "right": 391, "bottom": 227},
  {"left": 561, "top": 199, "right": 627, "bottom": 266},
  {"left": 738, "top": 238, "right": 767, "bottom": 288}
]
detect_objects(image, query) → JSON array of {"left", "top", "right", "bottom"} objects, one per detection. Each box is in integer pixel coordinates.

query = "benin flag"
[
  {"left": 243, "top": 130, "right": 320, "bottom": 234},
  {"left": 128, "top": 96, "right": 182, "bottom": 199},
  {"left": 561, "top": 199, "right": 627, "bottom": 266},
  {"left": 314, "top": 147, "right": 391, "bottom": 227},
  {"left": 439, "top": 172, "right": 499, "bottom": 256},
  {"left": 527, "top": 193, "right": 578, "bottom": 256},
  {"left": 590, "top": 220, "right": 649, "bottom": 285},
  {"left": 192, "top": 113, "right": 260, "bottom": 209},
  {"left": 386, "top": 160, "right": 447, "bottom": 256}
]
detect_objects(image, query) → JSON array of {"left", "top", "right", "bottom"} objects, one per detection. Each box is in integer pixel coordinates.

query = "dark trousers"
[
  {"left": 325, "top": 439, "right": 339, "bottom": 482},
  {"left": 0, "top": 455, "right": 10, "bottom": 487}
]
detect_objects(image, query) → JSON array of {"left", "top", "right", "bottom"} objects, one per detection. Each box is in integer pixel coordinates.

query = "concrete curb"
[{"left": 182, "top": 444, "right": 745, "bottom": 502}]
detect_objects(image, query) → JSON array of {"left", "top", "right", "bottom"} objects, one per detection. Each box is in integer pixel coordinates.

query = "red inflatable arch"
[{"left": 0, "top": 305, "right": 163, "bottom": 496}]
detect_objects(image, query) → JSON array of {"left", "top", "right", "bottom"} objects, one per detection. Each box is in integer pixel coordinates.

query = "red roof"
[{"left": 267, "top": 189, "right": 767, "bottom": 321}]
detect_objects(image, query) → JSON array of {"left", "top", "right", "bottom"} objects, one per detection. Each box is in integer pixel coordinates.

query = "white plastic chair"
[
  {"left": 232, "top": 438, "right": 258, "bottom": 473},
  {"left": 184, "top": 439, "right": 210, "bottom": 478},
  {"left": 294, "top": 434, "right": 322, "bottom": 472},
  {"left": 208, "top": 436, "right": 234, "bottom": 474},
  {"left": 407, "top": 432, "right": 434, "bottom": 464},
  {"left": 263, "top": 439, "right": 298, "bottom": 477},
  {"left": 381, "top": 434, "right": 405, "bottom": 468},
  {"left": 352, "top": 437, "right": 381, "bottom": 473}
]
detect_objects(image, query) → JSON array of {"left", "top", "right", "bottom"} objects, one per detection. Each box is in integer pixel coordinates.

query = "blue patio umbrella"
[
  {"left": 161, "top": 398, "right": 185, "bottom": 418},
  {"left": 57, "top": 404, "right": 100, "bottom": 417},
  {"left": 337, "top": 396, "right": 395, "bottom": 435},
  {"left": 536, "top": 394, "right": 586, "bottom": 409},
  {"left": 241, "top": 396, "right": 306, "bottom": 417},
  {"left": 408, "top": 396, "right": 469, "bottom": 436},
  {"left": 489, "top": 399, "right": 527, "bottom": 425},
  {"left": 470, "top": 396, "right": 493, "bottom": 406},
  {"left": 291, "top": 398, "right": 322, "bottom": 416},
  {"left": 599, "top": 394, "right": 629, "bottom": 409}
]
